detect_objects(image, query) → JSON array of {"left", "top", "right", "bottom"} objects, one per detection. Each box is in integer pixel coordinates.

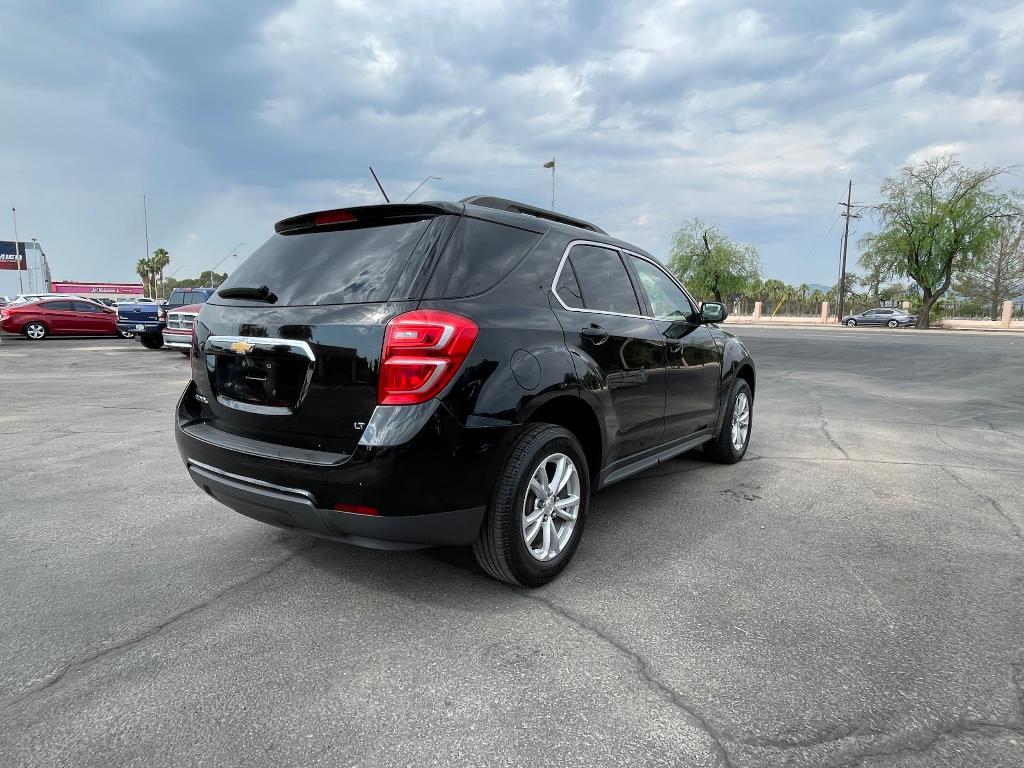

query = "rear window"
[
  {"left": 215, "top": 218, "right": 436, "bottom": 306},
  {"left": 423, "top": 217, "right": 541, "bottom": 299}
]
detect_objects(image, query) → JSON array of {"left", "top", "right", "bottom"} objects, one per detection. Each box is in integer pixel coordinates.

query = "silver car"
[{"left": 842, "top": 308, "right": 917, "bottom": 328}]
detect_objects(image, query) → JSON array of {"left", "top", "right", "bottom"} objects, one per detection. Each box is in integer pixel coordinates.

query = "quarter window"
[
  {"left": 565, "top": 245, "right": 641, "bottom": 315},
  {"left": 628, "top": 255, "right": 695, "bottom": 320},
  {"left": 554, "top": 260, "right": 584, "bottom": 309}
]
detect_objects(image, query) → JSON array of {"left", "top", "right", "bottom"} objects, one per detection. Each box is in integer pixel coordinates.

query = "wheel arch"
[{"left": 523, "top": 395, "right": 603, "bottom": 487}]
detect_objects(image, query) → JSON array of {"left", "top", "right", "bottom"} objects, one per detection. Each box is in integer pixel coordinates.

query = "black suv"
[{"left": 175, "top": 197, "right": 755, "bottom": 586}]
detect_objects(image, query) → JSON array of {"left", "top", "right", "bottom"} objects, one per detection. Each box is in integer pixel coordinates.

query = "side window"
[
  {"left": 567, "top": 245, "right": 641, "bottom": 315},
  {"left": 43, "top": 300, "right": 73, "bottom": 311},
  {"left": 554, "top": 260, "right": 584, "bottom": 308},
  {"left": 628, "top": 255, "right": 695, "bottom": 320},
  {"left": 424, "top": 217, "right": 542, "bottom": 299},
  {"left": 72, "top": 301, "right": 103, "bottom": 313}
]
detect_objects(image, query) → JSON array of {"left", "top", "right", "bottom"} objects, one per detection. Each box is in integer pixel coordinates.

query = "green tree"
[
  {"left": 954, "top": 211, "right": 1024, "bottom": 320},
  {"left": 859, "top": 155, "right": 1011, "bottom": 328},
  {"left": 667, "top": 219, "right": 761, "bottom": 303},
  {"left": 150, "top": 248, "right": 171, "bottom": 298},
  {"left": 135, "top": 257, "right": 155, "bottom": 297}
]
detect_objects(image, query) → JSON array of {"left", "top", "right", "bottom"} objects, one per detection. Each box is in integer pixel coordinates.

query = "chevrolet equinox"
[{"left": 175, "top": 196, "right": 756, "bottom": 586}]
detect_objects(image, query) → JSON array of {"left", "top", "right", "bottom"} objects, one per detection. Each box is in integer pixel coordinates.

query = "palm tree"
[
  {"left": 151, "top": 248, "right": 170, "bottom": 299},
  {"left": 136, "top": 257, "right": 153, "bottom": 297}
]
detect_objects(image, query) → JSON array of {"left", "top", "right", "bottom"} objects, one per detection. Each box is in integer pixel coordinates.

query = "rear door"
[
  {"left": 624, "top": 254, "right": 722, "bottom": 438},
  {"left": 550, "top": 242, "right": 666, "bottom": 462},
  {"left": 39, "top": 300, "right": 75, "bottom": 332},
  {"left": 71, "top": 300, "right": 109, "bottom": 334},
  {"left": 193, "top": 208, "right": 453, "bottom": 455}
]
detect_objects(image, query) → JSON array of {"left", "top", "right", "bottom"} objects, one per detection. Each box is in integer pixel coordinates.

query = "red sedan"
[{"left": 0, "top": 298, "right": 131, "bottom": 340}]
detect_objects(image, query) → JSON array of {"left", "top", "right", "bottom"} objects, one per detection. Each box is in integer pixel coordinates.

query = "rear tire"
[
  {"left": 24, "top": 322, "right": 47, "bottom": 340},
  {"left": 846, "top": 319, "right": 857, "bottom": 327},
  {"left": 704, "top": 379, "right": 753, "bottom": 464},
  {"left": 117, "top": 330, "right": 134, "bottom": 339},
  {"left": 887, "top": 320, "right": 898, "bottom": 328},
  {"left": 473, "top": 423, "right": 589, "bottom": 587},
  {"left": 139, "top": 335, "right": 163, "bottom": 350}
]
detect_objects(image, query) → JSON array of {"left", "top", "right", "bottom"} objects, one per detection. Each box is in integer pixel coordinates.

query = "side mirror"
[{"left": 700, "top": 302, "right": 728, "bottom": 324}]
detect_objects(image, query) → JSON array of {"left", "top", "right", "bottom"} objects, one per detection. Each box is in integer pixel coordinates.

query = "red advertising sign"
[
  {"left": 0, "top": 241, "right": 28, "bottom": 270},
  {"left": 51, "top": 281, "right": 145, "bottom": 295}
]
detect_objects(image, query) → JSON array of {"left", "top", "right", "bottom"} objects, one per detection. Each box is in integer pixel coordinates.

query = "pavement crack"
[
  {"left": 518, "top": 590, "right": 735, "bottom": 768},
  {"left": 0, "top": 540, "right": 318, "bottom": 716},
  {"left": 942, "top": 467, "right": 1024, "bottom": 546},
  {"left": 834, "top": 718, "right": 1024, "bottom": 767},
  {"left": 807, "top": 385, "right": 850, "bottom": 459}
]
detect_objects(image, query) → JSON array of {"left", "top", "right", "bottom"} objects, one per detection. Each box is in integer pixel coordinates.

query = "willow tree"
[
  {"left": 859, "top": 156, "right": 1011, "bottom": 328},
  {"left": 667, "top": 219, "right": 761, "bottom": 304}
]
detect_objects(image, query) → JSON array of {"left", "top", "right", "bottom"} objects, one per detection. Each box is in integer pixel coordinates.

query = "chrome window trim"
[
  {"left": 550, "top": 239, "right": 648, "bottom": 319},
  {"left": 550, "top": 239, "right": 703, "bottom": 321},
  {"left": 622, "top": 250, "right": 702, "bottom": 322}
]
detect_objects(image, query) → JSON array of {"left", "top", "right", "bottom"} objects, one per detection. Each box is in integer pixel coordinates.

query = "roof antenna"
[{"left": 368, "top": 166, "right": 390, "bottom": 203}]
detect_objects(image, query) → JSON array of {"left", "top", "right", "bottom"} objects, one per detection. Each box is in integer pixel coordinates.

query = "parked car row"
[{"left": 0, "top": 287, "right": 216, "bottom": 346}]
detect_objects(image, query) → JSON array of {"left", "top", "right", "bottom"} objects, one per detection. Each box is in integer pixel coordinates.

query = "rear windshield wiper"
[{"left": 217, "top": 285, "right": 278, "bottom": 303}]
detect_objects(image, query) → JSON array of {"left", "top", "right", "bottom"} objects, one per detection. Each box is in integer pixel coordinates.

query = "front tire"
[
  {"left": 24, "top": 322, "right": 48, "bottom": 340},
  {"left": 704, "top": 379, "right": 753, "bottom": 464},
  {"left": 139, "top": 335, "right": 164, "bottom": 350},
  {"left": 887, "top": 320, "right": 898, "bottom": 328},
  {"left": 473, "top": 424, "right": 589, "bottom": 587},
  {"left": 846, "top": 319, "right": 857, "bottom": 327}
]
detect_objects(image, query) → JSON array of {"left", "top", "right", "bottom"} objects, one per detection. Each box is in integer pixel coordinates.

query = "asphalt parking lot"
[{"left": 1, "top": 327, "right": 1022, "bottom": 768}]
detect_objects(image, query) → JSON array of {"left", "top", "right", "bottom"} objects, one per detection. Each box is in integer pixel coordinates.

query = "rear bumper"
[
  {"left": 185, "top": 458, "right": 484, "bottom": 549},
  {"left": 175, "top": 382, "right": 509, "bottom": 549},
  {"left": 117, "top": 320, "right": 164, "bottom": 335},
  {"left": 162, "top": 329, "right": 192, "bottom": 349}
]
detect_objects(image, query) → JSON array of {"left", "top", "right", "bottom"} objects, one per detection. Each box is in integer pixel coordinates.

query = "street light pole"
[
  {"left": 403, "top": 175, "right": 441, "bottom": 202},
  {"left": 11, "top": 207, "right": 23, "bottom": 294},
  {"left": 210, "top": 242, "right": 245, "bottom": 288},
  {"left": 542, "top": 159, "right": 556, "bottom": 210}
]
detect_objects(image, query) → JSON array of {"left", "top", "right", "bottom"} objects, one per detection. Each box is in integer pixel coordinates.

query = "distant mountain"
[{"left": 806, "top": 283, "right": 830, "bottom": 292}]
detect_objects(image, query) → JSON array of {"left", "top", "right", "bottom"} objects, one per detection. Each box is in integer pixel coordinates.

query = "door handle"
[{"left": 581, "top": 325, "right": 609, "bottom": 345}]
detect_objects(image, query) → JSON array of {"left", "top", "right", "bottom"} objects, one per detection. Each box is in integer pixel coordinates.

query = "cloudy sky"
[{"left": 2, "top": 0, "right": 1023, "bottom": 295}]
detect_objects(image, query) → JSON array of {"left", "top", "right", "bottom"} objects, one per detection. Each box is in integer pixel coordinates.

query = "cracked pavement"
[{"left": 1, "top": 328, "right": 1023, "bottom": 767}]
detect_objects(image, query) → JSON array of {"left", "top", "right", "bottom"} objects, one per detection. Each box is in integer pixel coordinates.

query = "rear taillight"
[{"left": 378, "top": 310, "right": 478, "bottom": 406}]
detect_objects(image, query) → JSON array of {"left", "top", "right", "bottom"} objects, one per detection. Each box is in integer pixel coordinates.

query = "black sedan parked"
[{"left": 842, "top": 308, "right": 917, "bottom": 328}]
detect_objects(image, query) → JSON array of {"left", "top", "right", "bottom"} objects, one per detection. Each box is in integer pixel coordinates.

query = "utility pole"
[
  {"left": 837, "top": 180, "right": 861, "bottom": 322},
  {"left": 143, "top": 194, "right": 151, "bottom": 261},
  {"left": 11, "top": 207, "right": 23, "bottom": 294}
]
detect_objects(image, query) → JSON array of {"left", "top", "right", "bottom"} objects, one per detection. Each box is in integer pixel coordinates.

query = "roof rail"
[{"left": 460, "top": 196, "right": 607, "bottom": 235}]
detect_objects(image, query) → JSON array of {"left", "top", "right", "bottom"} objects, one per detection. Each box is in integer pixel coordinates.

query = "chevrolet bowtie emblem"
[{"left": 229, "top": 340, "right": 255, "bottom": 354}]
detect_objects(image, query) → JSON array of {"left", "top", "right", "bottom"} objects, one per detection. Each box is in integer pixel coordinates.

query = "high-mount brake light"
[
  {"left": 378, "top": 310, "right": 478, "bottom": 406},
  {"left": 313, "top": 210, "right": 358, "bottom": 227}
]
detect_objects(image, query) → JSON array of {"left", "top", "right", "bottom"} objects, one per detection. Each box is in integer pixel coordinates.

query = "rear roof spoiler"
[
  {"left": 460, "top": 196, "right": 607, "bottom": 234},
  {"left": 275, "top": 202, "right": 462, "bottom": 234}
]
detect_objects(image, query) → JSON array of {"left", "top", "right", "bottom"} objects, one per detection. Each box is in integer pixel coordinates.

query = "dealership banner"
[
  {"left": 51, "top": 281, "right": 145, "bottom": 296},
  {"left": 0, "top": 240, "right": 29, "bottom": 270}
]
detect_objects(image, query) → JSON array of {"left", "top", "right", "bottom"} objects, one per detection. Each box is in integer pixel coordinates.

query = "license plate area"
[
  {"left": 205, "top": 336, "right": 316, "bottom": 416},
  {"left": 134, "top": 324, "right": 146, "bottom": 331}
]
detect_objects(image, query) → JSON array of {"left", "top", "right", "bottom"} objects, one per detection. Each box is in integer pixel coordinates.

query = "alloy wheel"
[
  {"left": 25, "top": 323, "right": 46, "bottom": 340},
  {"left": 731, "top": 391, "right": 750, "bottom": 451},
  {"left": 522, "top": 452, "right": 580, "bottom": 562}
]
